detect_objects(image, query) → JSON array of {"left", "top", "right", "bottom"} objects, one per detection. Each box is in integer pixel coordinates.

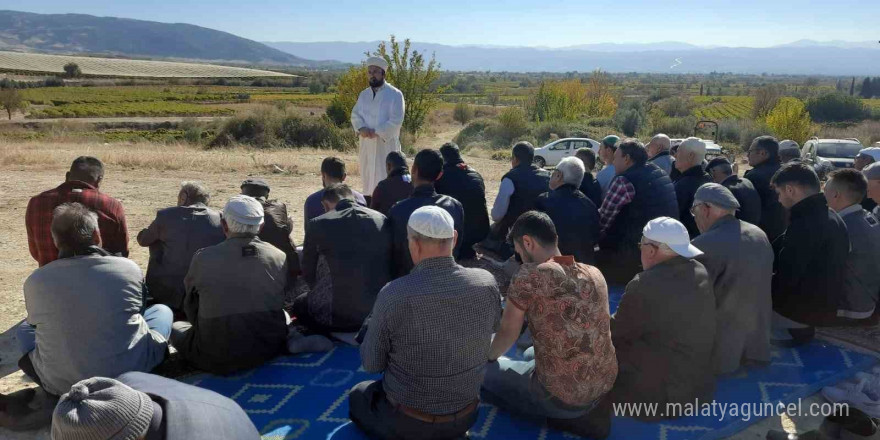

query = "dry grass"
[{"left": 818, "top": 120, "right": 880, "bottom": 146}]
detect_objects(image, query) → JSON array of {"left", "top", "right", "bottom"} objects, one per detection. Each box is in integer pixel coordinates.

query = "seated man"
[
  {"left": 26, "top": 156, "right": 128, "bottom": 267},
  {"left": 535, "top": 157, "right": 600, "bottom": 264},
  {"left": 389, "top": 149, "right": 464, "bottom": 276},
  {"left": 854, "top": 148, "right": 880, "bottom": 212},
  {"left": 596, "top": 139, "right": 679, "bottom": 284},
  {"left": 673, "top": 137, "right": 711, "bottom": 237},
  {"left": 824, "top": 169, "right": 880, "bottom": 323},
  {"left": 137, "top": 182, "right": 225, "bottom": 311},
  {"left": 611, "top": 217, "right": 715, "bottom": 417},
  {"left": 595, "top": 135, "right": 620, "bottom": 197},
  {"left": 770, "top": 162, "right": 849, "bottom": 345},
  {"left": 370, "top": 151, "right": 413, "bottom": 215},
  {"left": 436, "top": 142, "right": 491, "bottom": 260},
  {"left": 171, "top": 196, "right": 288, "bottom": 374},
  {"left": 51, "top": 373, "right": 260, "bottom": 440},
  {"left": 646, "top": 133, "right": 674, "bottom": 175},
  {"left": 351, "top": 206, "right": 501, "bottom": 440},
  {"left": 304, "top": 157, "right": 367, "bottom": 223},
  {"left": 705, "top": 157, "right": 762, "bottom": 226},
  {"left": 481, "top": 141, "right": 550, "bottom": 260},
  {"left": 18, "top": 203, "right": 170, "bottom": 397},
  {"left": 867, "top": 163, "right": 880, "bottom": 218},
  {"left": 241, "top": 177, "right": 300, "bottom": 277},
  {"left": 575, "top": 147, "right": 603, "bottom": 208},
  {"left": 298, "top": 183, "right": 392, "bottom": 334},
  {"left": 691, "top": 184, "right": 773, "bottom": 374},
  {"left": 484, "top": 211, "right": 616, "bottom": 438}
]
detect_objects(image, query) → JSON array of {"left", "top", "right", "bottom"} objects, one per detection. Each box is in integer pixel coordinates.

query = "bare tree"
[{"left": 752, "top": 85, "right": 782, "bottom": 119}]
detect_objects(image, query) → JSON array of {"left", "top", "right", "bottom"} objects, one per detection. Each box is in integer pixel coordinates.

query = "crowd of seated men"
[{"left": 2, "top": 133, "right": 879, "bottom": 439}]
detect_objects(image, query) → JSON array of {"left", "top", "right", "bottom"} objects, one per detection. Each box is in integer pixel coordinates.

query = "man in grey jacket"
[
  {"left": 138, "top": 182, "right": 225, "bottom": 311},
  {"left": 646, "top": 133, "right": 674, "bottom": 175},
  {"left": 824, "top": 169, "right": 880, "bottom": 323},
  {"left": 691, "top": 184, "right": 773, "bottom": 374},
  {"left": 170, "top": 195, "right": 288, "bottom": 375}
]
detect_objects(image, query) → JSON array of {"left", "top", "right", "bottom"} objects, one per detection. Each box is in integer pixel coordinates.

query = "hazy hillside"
[
  {"left": 265, "top": 40, "right": 880, "bottom": 75},
  {"left": 0, "top": 10, "right": 325, "bottom": 67}
]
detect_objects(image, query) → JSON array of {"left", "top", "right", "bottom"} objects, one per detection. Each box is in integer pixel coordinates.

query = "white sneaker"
[{"left": 823, "top": 379, "right": 880, "bottom": 418}]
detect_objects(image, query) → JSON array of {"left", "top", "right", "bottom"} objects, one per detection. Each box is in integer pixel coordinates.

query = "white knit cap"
[
  {"left": 408, "top": 206, "right": 455, "bottom": 239},
  {"left": 52, "top": 377, "right": 153, "bottom": 440},
  {"left": 642, "top": 217, "right": 703, "bottom": 258},
  {"left": 223, "top": 195, "right": 264, "bottom": 226},
  {"left": 366, "top": 56, "right": 388, "bottom": 71}
]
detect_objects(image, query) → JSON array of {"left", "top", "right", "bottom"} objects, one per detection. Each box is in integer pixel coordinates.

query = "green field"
[{"left": 691, "top": 96, "right": 754, "bottom": 120}]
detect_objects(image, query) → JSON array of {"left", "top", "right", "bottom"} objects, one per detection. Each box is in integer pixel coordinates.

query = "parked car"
[
  {"left": 802, "top": 138, "right": 863, "bottom": 170},
  {"left": 533, "top": 137, "right": 600, "bottom": 168}
]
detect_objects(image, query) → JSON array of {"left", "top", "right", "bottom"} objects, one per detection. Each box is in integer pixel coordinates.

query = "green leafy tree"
[
  {"left": 860, "top": 78, "right": 874, "bottom": 99},
  {"left": 0, "top": 88, "right": 27, "bottom": 120},
  {"left": 325, "top": 65, "right": 368, "bottom": 127},
  {"left": 806, "top": 93, "right": 870, "bottom": 123},
  {"left": 371, "top": 35, "right": 445, "bottom": 135},
  {"left": 765, "top": 98, "right": 812, "bottom": 144},
  {"left": 63, "top": 63, "right": 82, "bottom": 78}
]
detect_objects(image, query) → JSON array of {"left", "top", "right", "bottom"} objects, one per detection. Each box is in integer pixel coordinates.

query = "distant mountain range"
[
  {"left": 265, "top": 40, "right": 880, "bottom": 75},
  {"left": 0, "top": 10, "right": 334, "bottom": 67}
]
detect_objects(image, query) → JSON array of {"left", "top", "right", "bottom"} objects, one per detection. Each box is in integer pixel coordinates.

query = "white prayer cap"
[
  {"left": 642, "top": 217, "right": 703, "bottom": 259},
  {"left": 366, "top": 56, "right": 388, "bottom": 72},
  {"left": 857, "top": 147, "right": 880, "bottom": 162},
  {"left": 223, "top": 195, "right": 264, "bottom": 226},
  {"left": 408, "top": 206, "right": 455, "bottom": 239}
]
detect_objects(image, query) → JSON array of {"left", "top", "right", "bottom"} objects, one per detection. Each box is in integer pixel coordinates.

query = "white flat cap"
[
  {"left": 366, "top": 56, "right": 388, "bottom": 72},
  {"left": 223, "top": 195, "right": 264, "bottom": 226},
  {"left": 408, "top": 206, "right": 454, "bottom": 239},
  {"left": 643, "top": 216, "right": 703, "bottom": 259}
]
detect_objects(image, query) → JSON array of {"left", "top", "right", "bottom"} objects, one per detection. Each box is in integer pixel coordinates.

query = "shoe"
[{"left": 823, "top": 379, "right": 880, "bottom": 418}]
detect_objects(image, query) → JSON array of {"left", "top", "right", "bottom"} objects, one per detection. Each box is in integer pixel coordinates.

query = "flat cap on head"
[{"left": 694, "top": 183, "right": 740, "bottom": 211}]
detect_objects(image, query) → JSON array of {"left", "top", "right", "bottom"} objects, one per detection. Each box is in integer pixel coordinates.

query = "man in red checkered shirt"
[{"left": 26, "top": 156, "right": 129, "bottom": 267}]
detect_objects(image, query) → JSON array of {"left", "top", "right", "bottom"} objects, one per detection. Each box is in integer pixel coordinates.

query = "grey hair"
[
  {"left": 225, "top": 217, "right": 261, "bottom": 235},
  {"left": 679, "top": 140, "right": 707, "bottom": 162},
  {"left": 555, "top": 157, "right": 586, "bottom": 186},
  {"left": 51, "top": 203, "right": 99, "bottom": 251},
  {"left": 179, "top": 181, "right": 210, "bottom": 205},
  {"left": 406, "top": 225, "right": 454, "bottom": 247},
  {"left": 651, "top": 134, "right": 671, "bottom": 151}
]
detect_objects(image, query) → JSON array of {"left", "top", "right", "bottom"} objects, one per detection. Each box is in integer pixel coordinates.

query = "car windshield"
[{"left": 817, "top": 143, "right": 862, "bottom": 159}]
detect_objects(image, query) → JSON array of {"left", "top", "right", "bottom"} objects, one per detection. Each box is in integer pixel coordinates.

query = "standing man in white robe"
[{"left": 351, "top": 57, "right": 406, "bottom": 196}]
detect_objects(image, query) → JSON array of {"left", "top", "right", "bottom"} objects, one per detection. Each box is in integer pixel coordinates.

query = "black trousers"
[
  {"left": 595, "top": 245, "right": 642, "bottom": 286},
  {"left": 348, "top": 380, "right": 475, "bottom": 440}
]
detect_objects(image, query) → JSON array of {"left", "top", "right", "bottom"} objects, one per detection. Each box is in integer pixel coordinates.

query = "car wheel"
[{"left": 534, "top": 156, "right": 546, "bottom": 168}]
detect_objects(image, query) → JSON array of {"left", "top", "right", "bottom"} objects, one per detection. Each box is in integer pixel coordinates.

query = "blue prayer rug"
[{"left": 186, "top": 287, "right": 879, "bottom": 440}]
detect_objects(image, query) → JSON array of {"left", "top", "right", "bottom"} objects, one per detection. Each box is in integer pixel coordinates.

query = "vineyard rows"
[
  {"left": 692, "top": 96, "right": 754, "bottom": 120},
  {"left": 27, "top": 102, "right": 234, "bottom": 119}
]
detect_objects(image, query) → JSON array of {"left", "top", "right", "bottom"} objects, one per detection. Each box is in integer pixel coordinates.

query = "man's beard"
[{"left": 369, "top": 77, "right": 385, "bottom": 88}]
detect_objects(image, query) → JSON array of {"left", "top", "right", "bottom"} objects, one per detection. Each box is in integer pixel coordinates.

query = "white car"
[
  {"left": 533, "top": 138, "right": 600, "bottom": 168},
  {"left": 802, "top": 138, "right": 863, "bottom": 170}
]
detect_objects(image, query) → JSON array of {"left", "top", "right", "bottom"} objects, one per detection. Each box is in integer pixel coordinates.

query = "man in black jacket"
[
  {"left": 673, "top": 137, "right": 712, "bottom": 237},
  {"left": 370, "top": 151, "right": 413, "bottom": 216},
  {"left": 706, "top": 157, "right": 762, "bottom": 226},
  {"left": 745, "top": 136, "right": 786, "bottom": 243},
  {"left": 389, "top": 149, "right": 464, "bottom": 277},
  {"left": 435, "top": 142, "right": 490, "bottom": 260},
  {"left": 575, "top": 147, "right": 603, "bottom": 208},
  {"left": 535, "top": 156, "right": 600, "bottom": 264},
  {"left": 241, "top": 178, "right": 301, "bottom": 278},
  {"left": 299, "top": 184, "right": 392, "bottom": 333},
  {"left": 771, "top": 162, "right": 849, "bottom": 346},
  {"left": 480, "top": 142, "right": 550, "bottom": 260}
]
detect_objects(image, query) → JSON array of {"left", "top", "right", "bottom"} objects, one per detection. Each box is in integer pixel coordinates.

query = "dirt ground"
[{"left": 0, "top": 139, "right": 835, "bottom": 439}]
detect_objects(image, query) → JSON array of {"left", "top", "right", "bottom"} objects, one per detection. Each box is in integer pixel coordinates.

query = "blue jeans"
[
  {"left": 16, "top": 304, "right": 174, "bottom": 355},
  {"left": 482, "top": 347, "right": 593, "bottom": 420}
]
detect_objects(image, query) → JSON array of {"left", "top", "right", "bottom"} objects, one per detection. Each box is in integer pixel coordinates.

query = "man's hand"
[{"left": 358, "top": 127, "right": 377, "bottom": 139}]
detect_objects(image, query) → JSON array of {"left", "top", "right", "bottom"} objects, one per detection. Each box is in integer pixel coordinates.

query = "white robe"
[{"left": 351, "top": 82, "right": 405, "bottom": 195}]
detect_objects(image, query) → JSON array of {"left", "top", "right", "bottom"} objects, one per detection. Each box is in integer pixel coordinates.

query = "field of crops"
[
  {"left": 692, "top": 96, "right": 754, "bottom": 120},
  {"left": 0, "top": 51, "right": 295, "bottom": 78},
  {"left": 27, "top": 102, "right": 234, "bottom": 119},
  {"left": 864, "top": 99, "right": 880, "bottom": 110}
]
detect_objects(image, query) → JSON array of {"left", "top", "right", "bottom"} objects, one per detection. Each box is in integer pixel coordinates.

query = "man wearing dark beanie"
[{"left": 52, "top": 373, "right": 260, "bottom": 440}]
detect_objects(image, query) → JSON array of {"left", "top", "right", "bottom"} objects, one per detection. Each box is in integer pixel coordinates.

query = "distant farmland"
[{"left": 0, "top": 51, "right": 295, "bottom": 78}]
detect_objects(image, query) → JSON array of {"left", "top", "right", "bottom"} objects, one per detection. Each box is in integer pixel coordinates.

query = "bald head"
[{"left": 647, "top": 134, "right": 671, "bottom": 158}]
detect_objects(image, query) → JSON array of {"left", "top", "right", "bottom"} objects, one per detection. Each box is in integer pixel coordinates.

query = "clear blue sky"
[{"left": 12, "top": 1, "right": 878, "bottom": 47}]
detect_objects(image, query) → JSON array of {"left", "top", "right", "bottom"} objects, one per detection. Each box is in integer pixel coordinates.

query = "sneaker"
[{"left": 822, "top": 380, "right": 880, "bottom": 418}]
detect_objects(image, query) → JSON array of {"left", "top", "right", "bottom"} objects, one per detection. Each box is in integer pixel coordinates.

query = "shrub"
[
  {"left": 652, "top": 116, "right": 694, "bottom": 138},
  {"left": 63, "top": 63, "right": 82, "bottom": 78},
  {"left": 325, "top": 99, "right": 349, "bottom": 127},
  {"left": 765, "top": 98, "right": 812, "bottom": 144},
  {"left": 534, "top": 120, "right": 571, "bottom": 143},
  {"left": 453, "top": 101, "right": 474, "bottom": 125},
  {"left": 528, "top": 74, "right": 617, "bottom": 122},
  {"left": 491, "top": 106, "right": 529, "bottom": 146},
  {"left": 211, "top": 107, "right": 356, "bottom": 151},
  {"left": 806, "top": 93, "right": 870, "bottom": 123},
  {"left": 614, "top": 99, "right": 646, "bottom": 136},
  {"left": 656, "top": 97, "right": 693, "bottom": 118},
  {"left": 491, "top": 150, "right": 511, "bottom": 161}
]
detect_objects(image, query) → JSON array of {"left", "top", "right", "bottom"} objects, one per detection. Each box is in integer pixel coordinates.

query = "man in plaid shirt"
[{"left": 26, "top": 156, "right": 128, "bottom": 267}]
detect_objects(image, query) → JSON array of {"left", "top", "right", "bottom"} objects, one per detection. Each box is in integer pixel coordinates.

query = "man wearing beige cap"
[
  {"left": 866, "top": 162, "right": 880, "bottom": 217},
  {"left": 352, "top": 206, "right": 501, "bottom": 439},
  {"left": 171, "top": 195, "right": 289, "bottom": 375},
  {"left": 610, "top": 217, "right": 715, "bottom": 417},
  {"left": 691, "top": 184, "right": 773, "bottom": 374},
  {"left": 351, "top": 56, "right": 405, "bottom": 195}
]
